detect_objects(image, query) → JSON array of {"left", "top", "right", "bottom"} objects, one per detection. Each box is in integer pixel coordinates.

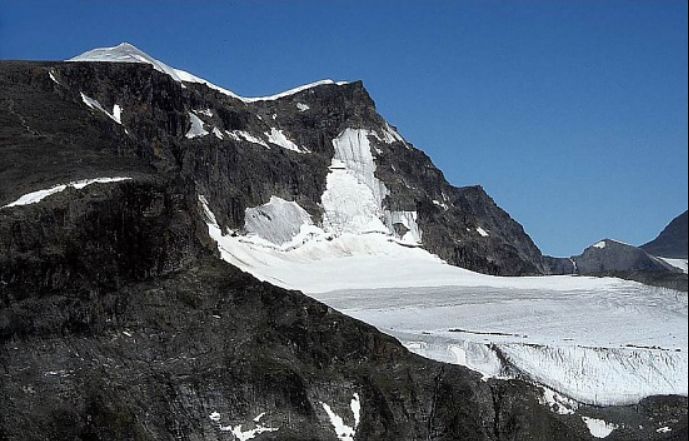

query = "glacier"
[{"left": 199, "top": 186, "right": 688, "bottom": 407}]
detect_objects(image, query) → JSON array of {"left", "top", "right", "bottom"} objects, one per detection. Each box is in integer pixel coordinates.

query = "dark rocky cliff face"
[
  {"left": 1, "top": 60, "right": 546, "bottom": 276},
  {"left": 1, "top": 60, "right": 687, "bottom": 440}
]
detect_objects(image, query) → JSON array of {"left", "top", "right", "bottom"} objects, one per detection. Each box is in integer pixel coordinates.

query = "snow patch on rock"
[
  {"left": 321, "top": 394, "right": 361, "bottom": 441},
  {"left": 80, "top": 92, "right": 122, "bottom": 124},
  {"left": 593, "top": 241, "right": 607, "bottom": 249},
  {"left": 48, "top": 70, "right": 61, "bottom": 86},
  {"left": 433, "top": 200, "right": 449, "bottom": 210},
  {"left": 539, "top": 386, "right": 578, "bottom": 415},
  {"left": 476, "top": 227, "right": 490, "bottom": 238},
  {"left": 212, "top": 127, "right": 224, "bottom": 140},
  {"left": 226, "top": 131, "right": 270, "bottom": 148},
  {"left": 582, "top": 417, "right": 618, "bottom": 438},
  {"left": 296, "top": 102, "right": 310, "bottom": 112},
  {"left": 245, "top": 197, "right": 315, "bottom": 245},
  {"left": 2, "top": 177, "right": 132, "bottom": 209},
  {"left": 374, "top": 123, "right": 407, "bottom": 145},
  {"left": 209, "top": 411, "right": 278, "bottom": 440},
  {"left": 265, "top": 128, "right": 305, "bottom": 152},
  {"left": 185, "top": 112, "right": 208, "bottom": 139}
]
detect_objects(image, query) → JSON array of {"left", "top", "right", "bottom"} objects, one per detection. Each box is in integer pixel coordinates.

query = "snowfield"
[
  {"left": 194, "top": 124, "right": 687, "bottom": 409},
  {"left": 199, "top": 192, "right": 688, "bottom": 406}
]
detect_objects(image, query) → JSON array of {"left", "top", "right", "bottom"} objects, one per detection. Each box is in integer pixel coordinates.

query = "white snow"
[
  {"left": 264, "top": 128, "right": 305, "bottom": 152},
  {"left": 80, "top": 92, "right": 122, "bottom": 124},
  {"left": 197, "top": 108, "right": 214, "bottom": 117},
  {"left": 322, "top": 129, "right": 391, "bottom": 235},
  {"left": 70, "top": 42, "right": 193, "bottom": 83},
  {"left": 296, "top": 102, "right": 310, "bottom": 112},
  {"left": 69, "top": 43, "right": 348, "bottom": 103},
  {"left": 2, "top": 177, "right": 132, "bottom": 209},
  {"left": 112, "top": 104, "right": 122, "bottom": 124},
  {"left": 186, "top": 112, "right": 209, "bottom": 139},
  {"left": 433, "top": 200, "right": 449, "bottom": 210},
  {"left": 476, "top": 227, "right": 490, "bottom": 238},
  {"left": 242, "top": 79, "right": 350, "bottom": 103},
  {"left": 374, "top": 123, "right": 407, "bottom": 145},
  {"left": 581, "top": 417, "right": 618, "bottom": 438},
  {"left": 221, "top": 424, "right": 278, "bottom": 441},
  {"left": 657, "top": 426, "right": 673, "bottom": 433},
  {"left": 593, "top": 241, "right": 607, "bottom": 249},
  {"left": 195, "top": 129, "right": 687, "bottom": 409},
  {"left": 196, "top": 202, "right": 689, "bottom": 408},
  {"left": 212, "top": 127, "right": 225, "bottom": 140},
  {"left": 385, "top": 211, "right": 422, "bottom": 244},
  {"left": 210, "top": 411, "right": 279, "bottom": 440},
  {"left": 226, "top": 130, "right": 270, "bottom": 148},
  {"left": 313, "top": 282, "right": 688, "bottom": 407},
  {"left": 48, "top": 70, "right": 60, "bottom": 85},
  {"left": 659, "top": 258, "right": 689, "bottom": 274},
  {"left": 539, "top": 387, "right": 578, "bottom": 415},
  {"left": 244, "top": 197, "right": 314, "bottom": 245},
  {"left": 499, "top": 343, "right": 687, "bottom": 406},
  {"left": 321, "top": 394, "right": 361, "bottom": 441}
]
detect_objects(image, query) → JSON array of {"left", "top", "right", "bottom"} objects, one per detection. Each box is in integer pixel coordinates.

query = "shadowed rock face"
[
  {"left": 1, "top": 60, "right": 687, "bottom": 440},
  {"left": 642, "top": 211, "right": 688, "bottom": 259}
]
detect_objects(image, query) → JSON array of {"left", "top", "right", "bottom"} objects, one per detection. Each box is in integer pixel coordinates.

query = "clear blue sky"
[{"left": 1, "top": 0, "right": 687, "bottom": 256}]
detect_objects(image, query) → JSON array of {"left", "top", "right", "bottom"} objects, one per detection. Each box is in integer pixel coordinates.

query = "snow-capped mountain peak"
[{"left": 68, "top": 42, "right": 349, "bottom": 103}]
